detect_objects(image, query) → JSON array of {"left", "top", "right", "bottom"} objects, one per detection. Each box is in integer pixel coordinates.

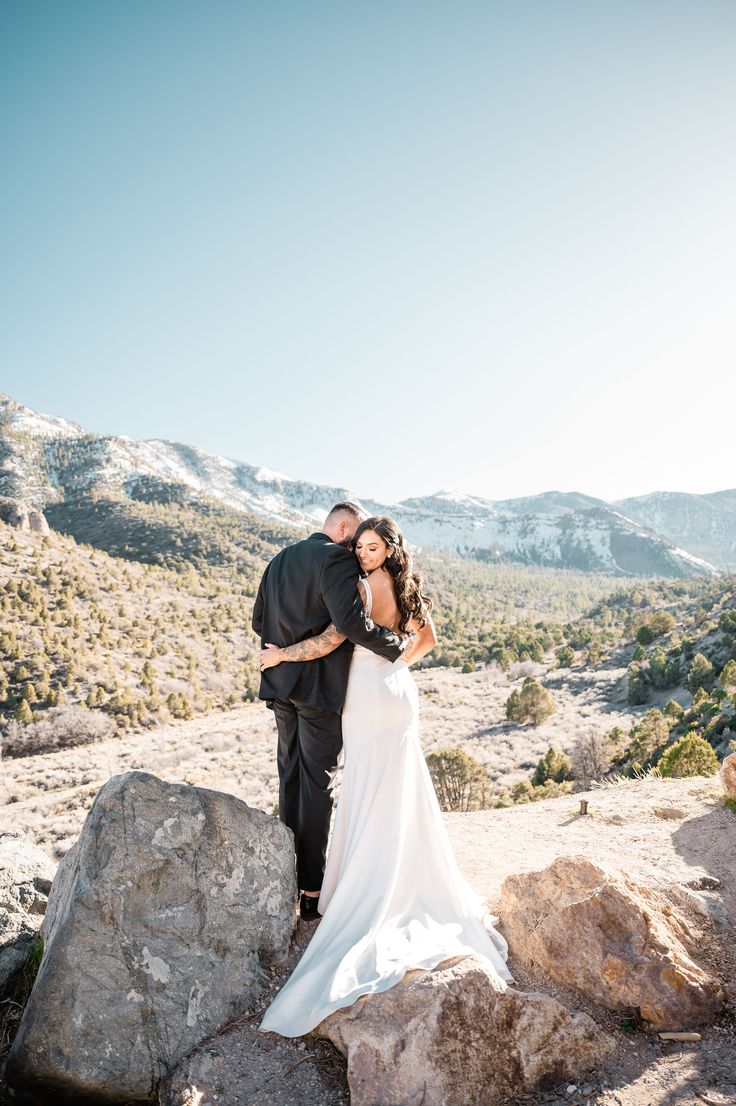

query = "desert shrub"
[
  {"left": 663, "top": 656, "right": 681, "bottom": 687},
  {"left": 651, "top": 610, "right": 676, "bottom": 636},
  {"left": 693, "top": 687, "right": 710, "bottom": 710},
  {"left": 687, "top": 653, "right": 715, "bottom": 695},
  {"left": 510, "top": 779, "right": 534, "bottom": 803},
  {"left": 492, "top": 647, "right": 515, "bottom": 671},
  {"left": 556, "top": 646, "right": 575, "bottom": 668},
  {"left": 510, "top": 777, "right": 573, "bottom": 804},
  {"left": 14, "top": 699, "right": 34, "bottom": 724},
  {"left": 649, "top": 647, "right": 667, "bottom": 687},
  {"left": 506, "top": 677, "right": 556, "bottom": 726},
  {"left": 627, "top": 661, "right": 649, "bottom": 705},
  {"left": 658, "top": 733, "right": 720, "bottom": 778},
  {"left": 648, "top": 647, "right": 680, "bottom": 690},
  {"left": 635, "top": 611, "right": 676, "bottom": 643},
  {"left": 0, "top": 704, "right": 116, "bottom": 758},
  {"left": 166, "top": 692, "right": 193, "bottom": 720},
  {"left": 507, "top": 660, "right": 545, "bottom": 682},
  {"left": 426, "top": 748, "right": 493, "bottom": 811},
  {"left": 572, "top": 729, "right": 612, "bottom": 787},
  {"left": 719, "top": 608, "right": 736, "bottom": 640},
  {"left": 719, "top": 659, "right": 736, "bottom": 694},
  {"left": 627, "top": 709, "right": 671, "bottom": 767},
  {"left": 605, "top": 725, "right": 627, "bottom": 749},
  {"left": 0, "top": 934, "right": 43, "bottom": 1051},
  {"left": 532, "top": 746, "right": 573, "bottom": 786},
  {"left": 664, "top": 699, "right": 685, "bottom": 722}
]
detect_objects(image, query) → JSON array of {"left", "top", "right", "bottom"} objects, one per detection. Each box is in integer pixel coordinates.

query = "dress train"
[{"left": 259, "top": 588, "right": 513, "bottom": 1038}]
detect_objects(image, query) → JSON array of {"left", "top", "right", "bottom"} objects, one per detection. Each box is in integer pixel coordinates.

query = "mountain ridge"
[{"left": 1, "top": 391, "right": 730, "bottom": 577}]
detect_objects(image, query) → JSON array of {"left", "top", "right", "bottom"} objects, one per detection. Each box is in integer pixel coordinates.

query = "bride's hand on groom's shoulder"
[{"left": 260, "top": 644, "right": 284, "bottom": 670}]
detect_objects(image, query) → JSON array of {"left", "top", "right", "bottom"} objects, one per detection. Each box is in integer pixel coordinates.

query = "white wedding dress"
[{"left": 259, "top": 578, "right": 514, "bottom": 1038}]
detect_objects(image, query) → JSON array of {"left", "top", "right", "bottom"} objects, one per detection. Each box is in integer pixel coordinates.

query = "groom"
[{"left": 252, "top": 501, "right": 407, "bottom": 920}]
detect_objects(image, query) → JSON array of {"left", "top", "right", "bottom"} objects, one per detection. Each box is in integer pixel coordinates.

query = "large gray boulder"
[
  {"left": 6, "top": 771, "right": 297, "bottom": 1104},
  {"left": 314, "top": 954, "right": 615, "bottom": 1106},
  {"left": 0, "top": 830, "right": 56, "bottom": 996}
]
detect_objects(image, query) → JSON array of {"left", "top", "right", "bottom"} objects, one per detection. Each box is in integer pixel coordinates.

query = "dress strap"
[{"left": 360, "top": 575, "right": 373, "bottom": 619}]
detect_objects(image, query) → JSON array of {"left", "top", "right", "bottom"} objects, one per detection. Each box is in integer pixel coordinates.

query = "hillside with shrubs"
[
  {"left": 2, "top": 492, "right": 734, "bottom": 792},
  {"left": 426, "top": 573, "right": 736, "bottom": 810},
  {"left": 0, "top": 518, "right": 265, "bottom": 758},
  {"left": 0, "top": 491, "right": 624, "bottom": 757}
]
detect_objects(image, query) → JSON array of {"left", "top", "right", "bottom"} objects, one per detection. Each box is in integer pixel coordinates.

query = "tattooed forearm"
[{"left": 280, "top": 624, "right": 346, "bottom": 661}]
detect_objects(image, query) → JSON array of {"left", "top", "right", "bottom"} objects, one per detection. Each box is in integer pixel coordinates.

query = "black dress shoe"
[{"left": 299, "top": 892, "right": 321, "bottom": 921}]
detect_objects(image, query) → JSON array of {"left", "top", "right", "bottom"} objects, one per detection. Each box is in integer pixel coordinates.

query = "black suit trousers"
[{"left": 271, "top": 697, "right": 343, "bottom": 892}]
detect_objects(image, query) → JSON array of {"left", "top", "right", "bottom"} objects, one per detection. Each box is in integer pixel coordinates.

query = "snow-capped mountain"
[
  {"left": 361, "top": 492, "right": 719, "bottom": 577},
  {"left": 611, "top": 490, "right": 736, "bottom": 574},
  {"left": 493, "top": 490, "right": 610, "bottom": 515},
  {"left": 0, "top": 392, "right": 727, "bottom": 577}
]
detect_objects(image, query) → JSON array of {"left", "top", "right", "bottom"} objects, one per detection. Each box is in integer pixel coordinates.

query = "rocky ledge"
[{"left": 1, "top": 768, "right": 732, "bottom": 1106}]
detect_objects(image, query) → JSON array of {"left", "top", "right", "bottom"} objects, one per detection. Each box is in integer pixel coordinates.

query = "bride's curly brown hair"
[{"left": 352, "top": 516, "right": 433, "bottom": 632}]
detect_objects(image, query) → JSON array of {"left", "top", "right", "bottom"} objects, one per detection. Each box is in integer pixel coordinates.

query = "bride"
[{"left": 257, "top": 515, "right": 514, "bottom": 1038}]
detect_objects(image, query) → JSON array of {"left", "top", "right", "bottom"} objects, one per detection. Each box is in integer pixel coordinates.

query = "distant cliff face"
[
  {"left": 0, "top": 391, "right": 729, "bottom": 577},
  {"left": 0, "top": 496, "right": 50, "bottom": 535}
]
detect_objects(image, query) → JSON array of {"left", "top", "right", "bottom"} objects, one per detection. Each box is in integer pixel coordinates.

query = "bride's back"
[{"left": 361, "top": 567, "right": 401, "bottom": 631}]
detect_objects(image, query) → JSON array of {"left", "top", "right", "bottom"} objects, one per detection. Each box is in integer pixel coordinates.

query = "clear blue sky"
[{"left": 2, "top": 1, "right": 735, "bottom": 505}]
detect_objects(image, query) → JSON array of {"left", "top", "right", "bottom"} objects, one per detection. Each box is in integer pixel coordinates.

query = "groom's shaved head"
[
  {"left": 326, "top": 501, "right": 366, "bottom": 524},
  {"left": 323, "top": 501, "right": 367, "bottom": 545}
]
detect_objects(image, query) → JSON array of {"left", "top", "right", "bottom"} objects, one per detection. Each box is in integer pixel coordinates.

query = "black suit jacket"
[{"left": 252, "top": 532, "right": 406, "bottom": 713}]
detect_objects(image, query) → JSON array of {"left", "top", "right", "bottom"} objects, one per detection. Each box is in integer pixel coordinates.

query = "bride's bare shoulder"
[
  {"left": 365, "top": 568, "right": 400, "bottom": 629},
  {"left": 365, "top": 567, "right": 396, "bottom": 599}
]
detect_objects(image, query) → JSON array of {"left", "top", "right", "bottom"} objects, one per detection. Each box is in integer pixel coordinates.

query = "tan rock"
[
  {"left": 720, "top": 751, "right": 736, "bottom": 798},
  {"left": 500, "top": 855, "right": 725, "bottom": 1029},
  {"left": 314, "top": 954, "right": 614, "bottom": 1106}
]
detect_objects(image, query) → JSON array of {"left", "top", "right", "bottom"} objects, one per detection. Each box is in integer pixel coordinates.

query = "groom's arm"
[{"left": 320, "top": 547, "right": 407, "bottom": 662}]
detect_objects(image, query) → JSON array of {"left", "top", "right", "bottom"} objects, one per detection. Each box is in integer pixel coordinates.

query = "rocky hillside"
[{"left": 1, "top": 391, "right": 728, "bottom": 576}]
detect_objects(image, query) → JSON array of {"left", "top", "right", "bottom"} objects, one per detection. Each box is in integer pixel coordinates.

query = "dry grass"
[{"left": 0, "top": 935, "right": 43, "bottom": 1055}]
